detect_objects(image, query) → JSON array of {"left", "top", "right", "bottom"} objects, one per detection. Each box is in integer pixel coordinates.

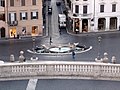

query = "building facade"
[
  {"left": 0, "top": 0, "right": 43, "bottom": 38},
  {"left": 66, "top": 0, "right": 120, "bottom": 33}
]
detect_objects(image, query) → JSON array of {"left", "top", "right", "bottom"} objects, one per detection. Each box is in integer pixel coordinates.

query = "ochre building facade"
[{"left": 0, "top": 0, "right": 43, "bottom": 38}]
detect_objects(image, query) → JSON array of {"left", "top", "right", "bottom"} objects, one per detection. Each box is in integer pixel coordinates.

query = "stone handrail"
[{"left": 0, "top": 61, "right": 120, "bottom": 81}]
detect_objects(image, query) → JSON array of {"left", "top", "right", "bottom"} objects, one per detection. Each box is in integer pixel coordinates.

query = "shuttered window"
[
  {"left": 112, "top": 4, "right": 116, "bottom": 12},
  {"left": 10, "top": 0, "right": 14, "bottom": 6},
  {"left": 31, "top": 11, "right": 38, "bottom": 19},
  {"left": 75, "top": 5, "right": 79, "bottom": 13},
  {"left": 21, "top": 0, "right": 25, "bottom": 6},
  {"left": 20, "top": 12, "right": 27, "bottom": 20},
  {"left": 100, "top": 5, "right": 104, "bottom": 13},
  {"left": 83, "top": 5, "right": 87, "bottom": 14},
  {"left": 9, "top": 13, "right": 16, "bottom": 21},
  {"left": 32, "top": 0, "right": 36, "bottom": 5}
]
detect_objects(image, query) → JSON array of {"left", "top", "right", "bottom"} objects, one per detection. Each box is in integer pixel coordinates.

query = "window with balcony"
[
  {"left": 10, "top": 0, "right": 14, "bottom": 6},
  {"left": 83, "top": 5, "right": 87, "bottom": 14},
  {"left": 100, "top": 5, "right": 104, "bottom": 13},
  {"left": 112, "top": 4, "right": 116, "bottom": 12},
  {"left": 0, "top": 0, "right": 5, "bottom": 7},
  {"left": 20, "top": 12, "right": 27, "bottom": 20},
  {"left": 32, "top": 0, "right": 36, "bottom": 5},
  {"left": 8, "top": 13, "right": 17, "bottom": 26},
  {"left": 9, "top": 13, "right": 16, "bottom": 22},
  {"left": 31, "top": 11, "right": 38, "bottom": 19},
  {"left": 75, "top": 5, "right": 79, "bottom": 14},
  {"left": 21, "top": 0, "right": 25, "bottom": 6}
]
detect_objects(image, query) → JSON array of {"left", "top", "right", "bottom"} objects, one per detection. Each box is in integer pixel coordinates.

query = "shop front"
[
  {"left": 74, "top": 18, "right": 80, "bottom": 34},
  {"left": 9, "top": 27, "right": 16, "bottom": 38},
  {"left": 31, "top": 26, "right": 38, "bottom": 36}
]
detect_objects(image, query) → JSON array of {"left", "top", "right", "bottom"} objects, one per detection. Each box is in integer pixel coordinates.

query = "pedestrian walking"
[
  {"left": 72, "top": 51, "right": 75, "bottom": 59},
  {"left": 59, "top": 29, "right": 61, "bottom": 34},
  {"left": 50, "top": 36, "right": 52, "bottom": 45}
]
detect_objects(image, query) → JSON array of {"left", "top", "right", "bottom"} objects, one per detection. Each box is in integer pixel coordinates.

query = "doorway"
[
  {"left": 98, "top": 18, "right": 106, "bottom": 30},
  {"left": 82, "top": 19, "right": 88, "bottom": 32},
  {"left": 0, "top": 27, "right": 5, "bottom": 38},
  {"left": 110, "top": 17, "right": 117, "bottom": 29}
]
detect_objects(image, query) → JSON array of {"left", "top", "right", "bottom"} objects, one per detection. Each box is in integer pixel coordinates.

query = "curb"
[{"left": 67, "top": 29, "right": 120, "bottom": 36}]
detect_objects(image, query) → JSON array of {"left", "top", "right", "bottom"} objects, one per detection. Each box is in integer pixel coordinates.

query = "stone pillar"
[
  {"left": 19, "top": 51, "right": 25, "bottom": 62},
  {"left": 94, "top": 17, "right": 98, "bottom": 32},
  {"left": 105, "top": 17, "right": 110, "bottom": 31},
  {"left": 73, "top": 18, "right": 75, "bottom": 32},
  {"left": 88, "top": 19, "right": 90, "bottom": 32},
  {"left": 111, "top": 56, "right": 116, "bottom": 64},
  {"left": 102, "top": 52, "right": 109, "bottom": 63},
  {"left": 117, "top": 17, "right": 120, "bottom": 30},
  {"left": 10, "top": 54, "right": 15, "bottom": 62},
  {"left": 90, "top": 20, "right": 94, "bottom": 32},
  {"left": 73, "top": 4, "right": 75, "bottom": 13},
  {"left": 80, "top": 19, "right": 82, "bottom": 32}
]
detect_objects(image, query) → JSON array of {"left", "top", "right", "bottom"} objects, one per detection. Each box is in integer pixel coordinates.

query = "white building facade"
[{"left": 67, "top": 0, "right": 120, "bottom": 33}]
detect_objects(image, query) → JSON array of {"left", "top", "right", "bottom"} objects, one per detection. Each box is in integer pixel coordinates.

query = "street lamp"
[
  {"left": 97, "top": 36, "right": 102, "bottom": 60},
  {"left": 31, "top": 37, "right": 38, "bottom": 61},
  {"left": 32, "top": 37, "right": 35, "bottom": 51}
]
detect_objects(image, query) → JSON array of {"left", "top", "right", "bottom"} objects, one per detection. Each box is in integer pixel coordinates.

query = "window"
[
  {"left": 10, "top": 0, "right": 14, "bottom": 6},
  {"left": 100, "top": 5, "right": 104, "bottom": 12},
  {"left": 83, "top": 5, "right": 87, "bottom": 14},
  {"left": 112, "top": 4, "right": 116, "bottom": 12},
  {"left": 83, "top": 0, "right": 87, "bottom": 1},
  {"left": 31, "top": 11, "right": 38, "bottom": 19},
  {"left": 21, "top": 0, "right": 25, "bottom": 6},
  {"left": 0, "top": 14, "right": 5, "bottom": 21},
  {"left": 75, "top": 5, "right": 79, "bottom": 13},
  {"left": 20, "top": 12, "right": 27, "bottom": 20},
  {"left": 0, "top": 0, "right": 5, "bottom": 7},
  {"left": 32, "top": 0, "right": 36, "bottom": 5},
  {"left": 9, "top": 13, "right": 16, "bottom": 22}
]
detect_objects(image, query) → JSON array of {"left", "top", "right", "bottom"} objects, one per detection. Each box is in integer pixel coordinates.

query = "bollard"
[
  {"left": 19, "top": 51, "right": 25, "bottom": 62},
  {"left": 111, "top": 56, "right": 116, "bottom": 64},
  {"left": 102, "top": 52, "right": 109, "bottom": 63},
  {"left": 10, "top": 54, "right": 15, "bottom": 62}
]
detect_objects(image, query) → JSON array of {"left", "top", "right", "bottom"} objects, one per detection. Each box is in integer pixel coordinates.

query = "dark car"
[
  {"left": 48, "top": 5, "right": 52, "bottom": 14},
  {"left": 56, "top": 1, "right": 61, "bottom": 6}
]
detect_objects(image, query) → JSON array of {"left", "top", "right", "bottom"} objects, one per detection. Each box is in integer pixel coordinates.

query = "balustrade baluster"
[
  {"left": 2, "top": 62, "right": 120, "bottom": 81},
  {"left": 38, "top": 65, "right": 41, "bottom": 72}
]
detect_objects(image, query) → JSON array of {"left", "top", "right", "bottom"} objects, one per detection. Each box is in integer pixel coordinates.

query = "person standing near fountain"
[
  {"left": 72, "top": 51, "right": 75, "bottom": 60},
  {"left": 50, "top": 36, "right": 52, "bottom": 45}
]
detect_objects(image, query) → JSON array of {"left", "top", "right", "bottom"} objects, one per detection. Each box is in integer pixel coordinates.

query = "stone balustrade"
[{"left": 0, "top": 61, "right": 120, "bottom": 81}]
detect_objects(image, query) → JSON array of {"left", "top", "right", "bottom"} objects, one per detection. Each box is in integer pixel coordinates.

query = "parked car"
[
  {"left": 48, "top": 5, "right": 52, "bottom": 14},
  {"left": 56, "top": 1, "right": 61, "bottom": 6}
]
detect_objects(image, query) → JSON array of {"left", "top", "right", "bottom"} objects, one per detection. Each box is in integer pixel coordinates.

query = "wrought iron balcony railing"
[{"left": 8, "top": 20, "right": 18, "bottom": 26}]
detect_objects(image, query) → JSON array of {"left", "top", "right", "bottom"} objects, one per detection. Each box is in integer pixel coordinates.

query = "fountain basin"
[
  {"left": 49, "top": 46, "right": 71, "bottom": 53},
  {"left": 27, "top": 43, "right": 92, "bottom": 54}
]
